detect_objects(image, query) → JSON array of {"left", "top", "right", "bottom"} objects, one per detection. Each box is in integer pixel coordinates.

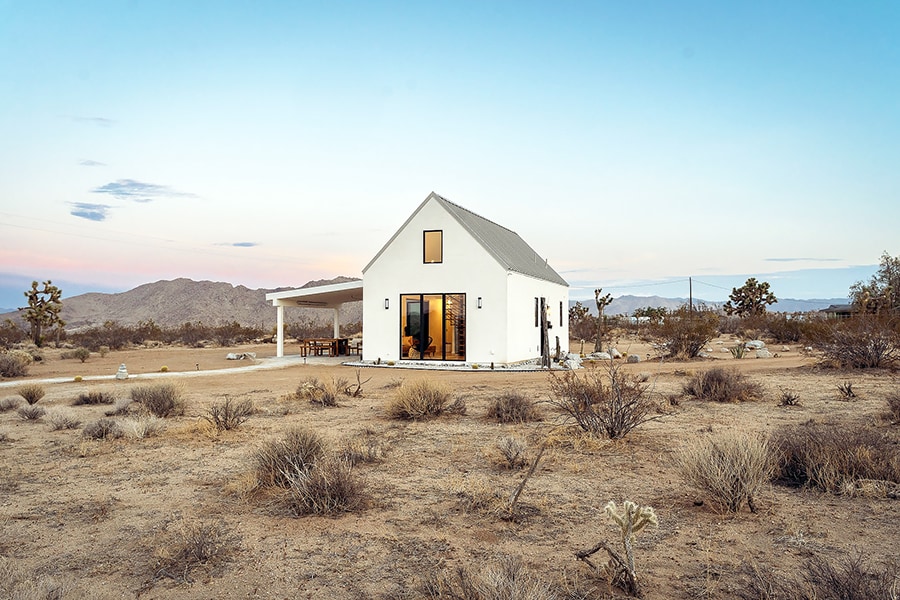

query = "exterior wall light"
[
  {"left": 384, "top": 298, "right": 390, "bottom": 310},
  {"left": 477, "top": 297, "right": 482, "bottom": 309}
]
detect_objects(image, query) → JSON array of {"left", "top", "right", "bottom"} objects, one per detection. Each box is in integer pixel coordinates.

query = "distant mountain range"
[
  {"left": 0, "top": 277, "right": 362, "bottom": 331},
  {"left": 571, "top": 295, "right": 847, "bottom": 316},
  {"left": 0, "top": 279, "right": 846, "bottom": 330}
]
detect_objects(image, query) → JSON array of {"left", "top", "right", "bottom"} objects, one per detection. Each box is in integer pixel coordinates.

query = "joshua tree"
[{"left": 20, "top": 280, "right": 65, "bottom": 347}]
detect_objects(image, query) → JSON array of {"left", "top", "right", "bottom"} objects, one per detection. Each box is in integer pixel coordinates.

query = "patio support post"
[
  {"left": 333, "top": 307, "right": 340, "bottom": 338},
  {"left": 276, "top": 304, "right": 284, "bottom": 358}
]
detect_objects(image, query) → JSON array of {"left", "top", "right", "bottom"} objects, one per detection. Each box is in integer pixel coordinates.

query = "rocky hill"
[{"left": 1, "top": 277, "right": 362, "bottom": 330}]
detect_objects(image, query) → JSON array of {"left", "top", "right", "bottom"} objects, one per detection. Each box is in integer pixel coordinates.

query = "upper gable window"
[{"left": 423, "top": 230, "right": 442, "bottom": 263}]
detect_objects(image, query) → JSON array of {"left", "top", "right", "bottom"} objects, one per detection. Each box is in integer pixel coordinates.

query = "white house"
[{"left": 267, "top": 192, "right": 569, "bottom": 366}]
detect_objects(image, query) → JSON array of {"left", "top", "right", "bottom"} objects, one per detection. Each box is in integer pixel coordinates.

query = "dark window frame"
[{"left": 423, "top": 230, "right": 443, "bottom": 264}]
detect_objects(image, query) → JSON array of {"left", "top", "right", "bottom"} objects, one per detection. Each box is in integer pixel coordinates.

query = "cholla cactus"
[{"left": 603, "top": 500, "right": 658, "bottom": 596}]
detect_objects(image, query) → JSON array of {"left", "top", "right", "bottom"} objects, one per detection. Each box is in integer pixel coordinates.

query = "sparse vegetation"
[
  {"left": 294, "top": 377, "right": 339, "bottom": 407},
  {"left": 495, "top": 435, "right": 528, "bottom": 470},
  {"left": 151, "top": 520, "right": 239, "bottom": 584},
  {"left": 778, "top": 389, "right": 801, "bottom": 406},
  {"left": 131, "top": 383, "right": 185, "bottom": 417},
  {"left": 61, "top": 347, "right": 91, "bottom": 362},
  {"left": 0, "top": 396, "right": 22, "bottom": 412},
  {"left": 677, "top": 431, "right": 774, "bottom": 513},
  {"left": 837, "top": 381, "right": 857, "bottom": 399},
  {"left": 253, "top": 427, "right": 325, "bottom": 488},
  {"left": 422, "top": 556, "right": 558, "bottom": 600},
  {"left": 682, "top": 367, "right": 762, "bottom": 403},
  {"left": 886, "top": 392, "right": 900, "bottom": 423},
  {"left": 17, "top": 404, "right": 46, "bottom": 420},
  {"left": 72, "top": 390, "right": 116, "bottom": 405},
  {"left": 283, "top": 456, "right": 365, "bottom": 515},
  {"left": 0, "top": 350, "right": 31, "bottom": 378},
  {"left": 813, "top": 315, "right": 899, "bottom": 369},
  {"left": 83, "top": 418, "right": 124, "bottom": 440},
  {"left": 205, "top": 396, "right": 254, "bottom": 431},
  {"left": 337, "top": 430, "right": 387, "bottom": 466},
  {"left": 547, "top": 363, "right": 660, "bottom": 439},
  {"left": 385, "top": 379, "right": 466, "bottom": 420},
  {"left": 123, "top": 416, "right": 167, "bottom": 439},
  {"left": 17, "top": 383, "right": 46, "bottom": 405},
  {"left": 47, "top": 409, "right": 82, "bottom": 430},
  {"left": 772, "top": 422, "right": 900, "bottom": 496},
  {"left": 485, "top": 391, "right": 540, "bottom": 423},
  {"left": 649, "top": 305, "right": 719, "bottom": 359}
]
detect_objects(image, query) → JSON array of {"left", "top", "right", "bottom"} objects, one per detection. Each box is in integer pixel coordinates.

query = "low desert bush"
[
  {"left": 485, "top": 391, "right": 540, "bottom": 423},
  {"left": 337, "top": 430, "right": 388, "bottom": 466},
  {"left": 0, "top": 396, "right": 22, "bottom": 412},
  {"left": 83, "top": 418, "right": 124, "bottom": 440},
  {"left": 295, "top": 377, "right": 339, "bottom": 407},
  {"left": 547, "top": 363, "right": 660, "bottom": 439},
  {"left": 741, "top": 553, "right": 899, "bottom": 600},
  {"left": 886, "top": 392, "right": 900, "bottom": 423},
  {"left": 253, "top": 427, "right": 325, "bottom": 488},
  {"left": 495, "top": 436, "right": 528, "bottom": 470},
  {"left": 0, "top": 556, "right": 98, "bottom": 600},
  {"left": 72, "top": 390, "right": 116, "bottom": 406},
  {"left": 104, "top": 398, "right": 134, "bottom": 416},
  {"left": 283, "top": 456, "right": 365, "bottom": 515},
  {"left": 778, "top": 389, "right": 801, "bottom": 407},
  {"left": 0, "top": 351, "right": 30, "bottom": 378},
  {"left": 152, "top": 520, "right": 239, "bottom": 584},
  {"left": 60, "top": 347, "right": 91, "bottom": 362},
  {"left": 17, "top": 404, "right": 46, "bottom": 421},
  {"left": 17, "top": 383, "right": 46, "bottom": 405},
  {"left": 682, "top": 367, "right": 762, "bottom": 403},
  {"left": 812, "top": 315, "right": 899, "bottom": 369},
  {"left": 772, "top": 422, "right": 900, "bottom": 495},
  {"left": 123, "top": 416, "right": 167, "bottom": 439},
  {"left": 677, "top": 430, "right": 774, "bottom": 513},
  {"left": 422, "top": 556, "right": 558, "bottom": 600},
  {"left": 131, "top": 383, "right": 185, "bottom": 417},
  {"left": 385, "top": 380, "right": 466, "bottom": 420},
  {"left": 47, "top": 410, "right": 82, "bottom": 431},
  {"left": 650, "top": 306, "right": 719, "bottom": 359},
  {"left": 205, "top": 397, "right": 254, "bottom": 431}
]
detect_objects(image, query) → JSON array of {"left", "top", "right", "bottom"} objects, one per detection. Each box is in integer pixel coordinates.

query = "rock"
[
  {"left": 609, "top": 348, "right": 623, "bottom": 359},
  {"left": 745, "top": 340, "right": 766, "bottom": 349},
  {"left": 563, "top": 359, "right": 583, "bottom": 370},
  {"left": 756, "top": 348, "right": 773, "bottom": 359},
  {"left": 627, "top": 354, "right": 640, "bottom": 363},
  {"left": 782, "top": 346, "right": 790, "bottom": 352},
  {"left": 698, "top": 351, "right": 712, "bottom": 358},
  {"left": 721, "top": 347, "right": 731, "bottom": 353},
  {"left": 589, "top": 352, "right": 612, "bottom": 360},
  {"left": 226, "top": 352, "right": 257, "bottom": 360}
]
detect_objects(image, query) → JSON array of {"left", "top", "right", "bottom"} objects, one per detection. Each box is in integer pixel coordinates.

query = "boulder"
[
  {"left": 589, "top": 352, "right": 612, "bottom": 360},
  {"left": 756, "top": 348, "right": 773, "bottom": 359},
  {"left": 609, "top": 348, "right": 623, "bottom": 359},
  {"left": 745, "top": 340, "right": 766, "bottom": 350},
  {"left": 626, "top": 354, "right": 641, "bottom": 363}
]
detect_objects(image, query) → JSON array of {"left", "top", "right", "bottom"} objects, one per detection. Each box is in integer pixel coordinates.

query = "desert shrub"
[
  {"left": 496, "top": 436, "right": 528, "bottom": 470},
  {"left": 123, "top": 416, "right": 167, "bottom": 439},
  {"left": 152, "top": 520, "right": 238, "bottom": 584},
  {"left": 385, "top": 380, "right": 466, "bottom": 420},
  {"left": 650, "top": 305, "right": 719, "bottom": 359},
  {"left": 547, "top": 363, "right": 660, "bottom": 439},
  {"left": 0, "top": 319, "right": 27, "bottom": 349},
  {"left": 837, "top": 381, "right": 857, "bottom": 399},
  {"left": 295, "top": 377, "right": 339, "bottom": 407},
  {"left": 253, "top": 427, "right": 325, "bottom": 488},
  {"left": 812, "top": 315, "right": 899, "bottom": 368},
  {"left": 61, "top": 347, "right": 91, "bottom": 362},
  {"left": 0, "top": 396, "right": 22, "bottom": 412},
  {"left": 741, "top": 554, "right": 899, "bottom": 600},
  {"left": 778, "top": 389, "right": 801, "bottom": 406},
  {"left": 83, "top": 418, "right": 124, "bottom": 440},
  {"left": 337, "top": 430, "right": 387, "bottom": 466},
  {"left": 47, "top": 410, "right": 82, "bottom": 431},
  {"left": 0, "top": 351, "right": 30, "bottom": 378},
  {"left": 131, "top": 383, "right": 185, "bottom": 417},
  {"left": 17, "top": 383, "right": 45, "bottom": 405},
  {"left": 104, "top": 398, "right": 134, "bottom": 416},
  {"left": 205, "top": 397, "right": 254, "bottom": 431},
  {"left": 486, "top": 391, "right": 540, "bottom": 423},
  {"left": 17, "top": 404, "right": 46, "bottom": 421},
  {"left": 72, "top": 390, "right": 116, "bottom": 405},
  {"left": 422, "top": 555, "right": 558, "bottom": 600},
  {"left": 283, "top": 456, "right": 365, "bottom": 515},
  {"left": 886, "top": 392, "right": 900, "bottom": 423},
  {"left": 682, "top": 367, "right": 762, "bottom": 403},
  {"left": 677, "top": 431, "right": 774, "bottom": 513},
  {"left": 764, "top": 312, "right": 806, "bottom": 343},
  {"left": 0, "top": 556, "right": 98, "bottom": 600},
  {"left": 772, "top": 422, "right": 900, "bottom": 495}
]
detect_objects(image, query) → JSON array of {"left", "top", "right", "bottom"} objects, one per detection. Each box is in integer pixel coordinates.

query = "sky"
[{"left": 1, "top": 1, "right": 897, "bottom": 309}]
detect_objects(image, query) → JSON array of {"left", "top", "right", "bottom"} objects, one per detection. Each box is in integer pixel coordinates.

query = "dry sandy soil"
[{"left": 1, "top": 336, "right": 897, "bottom": 599}]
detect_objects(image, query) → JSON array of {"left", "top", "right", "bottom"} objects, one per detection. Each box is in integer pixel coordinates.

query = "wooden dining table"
[{"left": 302, "top": 338, "right": 349, "bottom": 357}]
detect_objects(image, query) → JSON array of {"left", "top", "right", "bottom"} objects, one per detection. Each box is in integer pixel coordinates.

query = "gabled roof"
[{"left": 363, "top": 192, "right": 568, "bottom": 287}]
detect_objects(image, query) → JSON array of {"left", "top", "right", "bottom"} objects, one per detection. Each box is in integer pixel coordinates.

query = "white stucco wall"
[{"left": 362, "top": 196, "right": 568, "bottom": 365}]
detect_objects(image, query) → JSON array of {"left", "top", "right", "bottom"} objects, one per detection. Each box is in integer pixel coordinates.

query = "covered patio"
[{"left": 266, "top": 280, "right": 363, "bottom": 358}]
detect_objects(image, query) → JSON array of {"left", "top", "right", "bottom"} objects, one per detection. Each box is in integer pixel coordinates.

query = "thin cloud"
[
  {"left": 69, "top": 202, "right": 112, "bottom": 222},
  {"left": 78, "top": 159, "right": 106, "bottom": 167},
  {"left": 216, "top": 242, "right": 259, "bottom": 248},
  {"left": 71, "top": 116, "right": 116, "bottom": 127},
  {"left": 765, "top": 257, "right": 843, "bottom": 263},
  {"left": 91, "top": 179, "right": 196, "bottom": 203}
]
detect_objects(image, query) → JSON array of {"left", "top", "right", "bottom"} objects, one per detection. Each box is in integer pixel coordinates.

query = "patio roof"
[{"left": 266, "top": 280, "right": 363, "bottom": 308}]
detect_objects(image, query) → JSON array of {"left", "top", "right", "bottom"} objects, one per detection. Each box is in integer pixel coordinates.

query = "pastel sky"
[{"left": 1, "top": 1, "right": 896, "bottom": 309}]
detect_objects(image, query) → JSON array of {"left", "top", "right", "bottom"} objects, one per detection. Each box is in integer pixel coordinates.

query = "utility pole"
[{"left": 689, "top": 277, "right": 693, "bottom": 322}]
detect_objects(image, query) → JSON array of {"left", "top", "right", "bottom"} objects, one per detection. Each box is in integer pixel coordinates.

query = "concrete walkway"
[{"left": 0, "top": 355, "right": 348, "bottom": 389}]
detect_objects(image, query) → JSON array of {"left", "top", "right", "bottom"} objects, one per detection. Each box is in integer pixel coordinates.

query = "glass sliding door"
[{"left": 400, "top": 293, "right": 465, "bottom": 361}]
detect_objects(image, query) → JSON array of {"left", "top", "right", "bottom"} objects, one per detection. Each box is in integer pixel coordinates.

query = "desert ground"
[{"left": 1, "top": 335, "right": 897, "bottom": 599}]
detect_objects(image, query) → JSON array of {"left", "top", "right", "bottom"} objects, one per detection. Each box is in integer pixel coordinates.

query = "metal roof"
[{"left": 364, "top": 192, "right": 568, "bottom": 287}]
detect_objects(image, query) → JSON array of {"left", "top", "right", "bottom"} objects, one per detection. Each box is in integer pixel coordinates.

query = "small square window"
[{"left": 424, "top": 230, "right": 442, "bottom": 263}]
